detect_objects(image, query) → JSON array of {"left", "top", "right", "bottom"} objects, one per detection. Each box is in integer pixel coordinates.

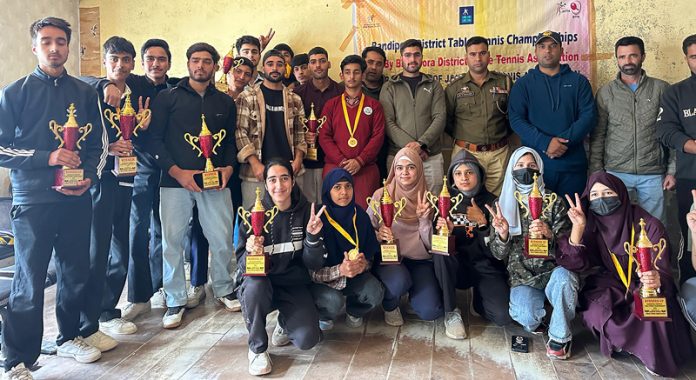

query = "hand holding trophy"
[
  {"left": 103, "top": 93, "right": 151, "bottom": 176},
  {"left": 426, "top": 176, "right": 463, "bottom": 255},
  {"left": 184, "top": 114, "right": 226, "bottom": 190},
  {"left": 513, "top": 173, "right": 557, "bottom": 258},
  {"left": 49, "top": 103, "right": 92, "bottom": 189},
  {"left": 367, "top": 180, "right": 406, "bottom": 264},
  {"left": 238, "top": 188, "right": 278, "bottom": 276},
  {"left": 300, "top": 103, "right": 326, "bottom": 161}
]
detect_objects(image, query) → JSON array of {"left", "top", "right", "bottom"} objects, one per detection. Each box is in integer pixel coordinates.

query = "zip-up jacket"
[
  {"left": 0, "top": 67, "right": 107, "bottom": 205},
  {"left": 148, "top": 78, "right": 237, "bottom": 188},
  {"left": 590, "top": 71, "right": 674, "bottom": 175},
  {"left": 380, "top": 73, "right": 446, "bottom": 156},
  {"left": 508, "top": 64, "right": 596, "bottom": 173},
  {"left": 656, "top": 73, "right": 696, "bottom": 180},
  {"left": 235, "top": 185, "right": 326, "bottom": 286}
]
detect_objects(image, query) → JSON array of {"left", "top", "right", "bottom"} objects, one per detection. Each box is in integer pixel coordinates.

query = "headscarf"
[
  {"left": 499, "top": 146, "right": 546, "bottom": 236},
  {"left": 447, "top": 149, "right": 487, "bottom": 207},
  {"left": 385, "top": 147, "right": 429, "bottom": 223},
  {"left": 321, "top": 168, "right": 378, "bottom": 266}
]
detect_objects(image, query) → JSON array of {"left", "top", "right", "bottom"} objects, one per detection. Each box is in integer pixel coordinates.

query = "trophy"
[
  {"left": 514, "top": 173, "right": 557, "bottom": 258},
  {"left": 300, "top": 103, "right": 326, "bottom": 161},
  {"left": 366, "top": 180, "right": 407, "bottom": 264},
  {"left": 49, "top": 103, "right": 92, "bottom": 189},
  {"left": 629, "top": 218, "right": 670, "bottom": 321},
  {"left": 184, "top": 114, "right": 226, "bottom": 190},
  {"left": 103, "top": 93, "right": 151, "bottom": 176},
  {"left": 238, "top": 188, "right": 279, "bottom": 276},
  {"left": 426, "top": 176, "right": 464, "bottom": 255}
]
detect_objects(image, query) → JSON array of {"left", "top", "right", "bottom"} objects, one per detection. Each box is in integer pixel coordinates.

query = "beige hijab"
[{"left": 385, "top": 147, "right": 429, "bottom": 223}]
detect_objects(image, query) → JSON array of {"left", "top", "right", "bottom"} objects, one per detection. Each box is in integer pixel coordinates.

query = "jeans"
[
  {"left": 680, "top": 277, "right": 696, "bottom": 330},
  {"left": 310, "top": 272, "right": 384, "bottom": 320},
  {"left": 373, "top": 259, "right": 444, "bottom": 320},
  {"left": 160, "top": 187, "right": 235, "bottom": 307},
  {"left": 607, "top": 171, "right": 665, "bottom": 223},
  {"left": 509, "top": 266, "right": 579, "bottom": 343}
]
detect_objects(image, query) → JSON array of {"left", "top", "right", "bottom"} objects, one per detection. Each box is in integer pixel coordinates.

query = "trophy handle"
[
  {"left": 263, "top": 206, "right": 279, "bottom": 233},
  {"left": 133, "top": 108, "right": 152, "bottom": 137},
  {"left": 425, "top": 192, "right": 438, "bottom": 210},
  {"left": 514, "top": 191, "right": 530, "bottom": 218},
  {"left": 366, "top": 197, "right": 383, "bottom": 225},
  {"left": 623, "top": 241, "right": 635, "bottom": 256},
  {"left": 211, "top": 129, "right": 227, "bottom": 155},
  {"left": 49, "top": 120, "right": 65, "bottom": 148},
  {"left": 393, "top": 198, "right": 407, "bottom": 223},
  {"left": 449, "top": 193, "right": 464, "bottom": 218},
  {"left": 184, "top": 133, "right": 204, "bottom": 157},
  {"left": 541, "top": 192, "right": 558, "bottom": 219},
  {"left": 76, "top": 123, "right": 92, "bottom": 150},
  {"left": 300, "top": 116, "right": 309, "bottom": 133},
  {"left": 316, "top": 116, "right": 327, "bottom": 131},
  {"left": 103, "top": 108, "right": 122, "bottom": 136},
  {"left": 652, "top": 238, "right": 667, "bottom": 271},
  {"left": 237, "top": 207, "right": 253, "bottom": 234}
]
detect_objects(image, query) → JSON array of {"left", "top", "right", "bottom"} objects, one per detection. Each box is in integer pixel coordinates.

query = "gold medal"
[
  {"left": 325, "top": 209, "right": 360, "bottom": 261},
  {"left": 348, "top": 248, "right": 359, "bottom": 260},
  {"left": 348, "top": 137, "right": 358, "bottom": 147},
  {"left": 341, "top": 94, "right": 365, "bottom": 149}
]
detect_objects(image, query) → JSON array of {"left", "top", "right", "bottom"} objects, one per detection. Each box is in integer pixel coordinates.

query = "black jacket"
[
  {"left": 0, "top": 67, "right": 107, "bottom": 205},
  {"left": 656, "top": 73, "right": 696, "bottom": 180},
  {"left": 148, "top": 78, "right": 237, "bottom": 188},
  {"left": 235, "top": 185, "right": 326, "bottom": 286}
]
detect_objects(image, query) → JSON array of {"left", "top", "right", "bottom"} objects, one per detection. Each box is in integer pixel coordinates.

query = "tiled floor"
[{"left": 26, "top": 285, "right": 696, "bottom": 380}]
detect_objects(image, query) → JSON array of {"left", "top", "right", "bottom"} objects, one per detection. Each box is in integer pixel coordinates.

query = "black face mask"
[
  {"left": 512, "top": 168, "right": 540, "bottom": 185},
  {"left": 589, "top": 196, "right": 622, "bottom": 216}
]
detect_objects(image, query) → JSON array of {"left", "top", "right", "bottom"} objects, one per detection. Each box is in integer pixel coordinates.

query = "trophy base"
[
  {"left": 380, "top": 240, "right": 401, "bottom": 265},
  {"left": 53, "top": 168, "right": 84, "bottom": 190},
  {"left": 112, "top": 155, "right": 137, "bottom": 177},
  {"left": 194, "top": 170, "right": 222, "bottom": 190},
  {"left": 244, "top": 253, "right": 268, "bottom": 277},
  {"left": 306, "top": 146, "right": 318, "bottom": 161},
  {"left": 431, "top": 234, "right": 455, "bottom": 256},
  {"left": 633, "top": 290, "right": 671, "bottom": 321},
  {"left": 524, "top": 236, "right": 549, "bottom": 258}
]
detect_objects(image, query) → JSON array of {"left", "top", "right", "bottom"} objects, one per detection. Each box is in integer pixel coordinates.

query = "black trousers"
[
  {"left": 677, "top": 178, "right": 696, "bottom": 284},
  {"left": 4, "top": 197, "right": 91, "bottom": 370},
  {"left": 310, "top": 272, "right": 384, "bottom": 320},
  {"left": 238, "top": 277, "right": 321, "bottom": 354}
]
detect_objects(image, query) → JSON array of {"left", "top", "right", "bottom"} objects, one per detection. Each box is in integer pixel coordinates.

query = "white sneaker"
[
  {"left": 121, "top": 301, "right": 151, "bottom": 321},
  {"left": 83, "top": 331, "right": 118, "bottom": 352},
  {"left": 100, "top": 317, "right": 137, "bottom": 335},
  {"left": 271, "top": 323, "right": 290, "bottom": 347},
  {"left": 444, "top": 308, "right": 467, "bottom": 340},
  {"left": 346, "top": 314, "right": 364, "bottom": 328},
  {"left": 248, "top": 349, "right": 272, "bottom": 376},
  {"left": 186, "top": 285, "right": 206, "bottom": 309},
  {"left": 57, "top": 337, "right": 101, "bottom": 363},
  {"left": 384, "top": 307, "right": 404, "bottom": 326},
  {"left": 162, "top": 307, "right": 185, "bottom": 329},
  {"left": 319, "top": 319, "right": 334, "bottom": 331},
  {"left": 2, "top": 363, "right": 33, "bottom": 380},
  {"left": 216, "top": 294, "right": 241, "bottom": 312},
  {"left": 150, "top": 289, "right": 166, "bottom": 309}
]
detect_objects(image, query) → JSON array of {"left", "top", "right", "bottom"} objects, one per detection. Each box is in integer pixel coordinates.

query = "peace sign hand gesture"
[
  {"left": 415, "top": 191, "right": 432, "bottom": 220},
  {"left": 485, "top": 201, "right": 509, "bottom": 241},
  {"left": 307, "top": 203, "right": 326, "bottom": 235},
  {"left": 565, "top": 193, "right": 586, "bottom": 227}
]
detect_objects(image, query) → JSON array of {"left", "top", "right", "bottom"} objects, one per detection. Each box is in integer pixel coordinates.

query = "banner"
[{"left": 348, "top": 0, "right": 594, "bottom": 84}]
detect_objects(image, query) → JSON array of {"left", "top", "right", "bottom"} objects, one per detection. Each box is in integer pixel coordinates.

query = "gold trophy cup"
[
  {"left": 629, "top": 218, "right": 670, "bottom": 321},
  {"left": 514, "top": 173, "right": 557, "bottom": 258},
  {"left": 184, "top": 114, "right": 226, "bottom": 190},
  {"left": 238, "top": 188, "right": 279, "bottom": 276},
  {"left": 49, "top": 103, "right": 92, "bottom": 189},
  {"left": 367, "top": 180, "right": 407, "bottom": 264},
  {"left": 103, "top": 93, "right": 151, "bottom": 176},
  {"left": 426, "top": 176, "right": 464, "bottom": 255},
  {"left": 300, "top": 103, "right": 326, "bottom": 161}
]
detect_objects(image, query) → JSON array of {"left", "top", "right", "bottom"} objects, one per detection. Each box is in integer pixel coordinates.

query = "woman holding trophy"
[
  {"left": 235, "top": 159, "right": 327, "bottom": 376},
  {"left": 558, "top": 172, "right": 693, "bottom": 377},
  {"left": 487, "top": 146, "right": 578, "bottom": 360}
]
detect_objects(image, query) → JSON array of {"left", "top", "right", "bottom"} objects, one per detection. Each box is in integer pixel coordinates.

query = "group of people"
[{"left": 1, "top": 15, "right": 696, "bottom": 380}]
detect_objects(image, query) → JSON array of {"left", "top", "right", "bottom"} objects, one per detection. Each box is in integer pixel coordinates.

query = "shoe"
[
  {"left": 216, "top": 293, "right": 241, "bottom": 312},
  {"left": 531, "top": 322, "right": 548, "bottom": 336},
  {"left": 3, "top": 363, "right": 33, "bottom": 380},
  {"left": 271, "top": 323, "right": 290, "bottom": 347},
  {"left": 186, "top": 285, "right": 206, "bottom": 309},
  {"left": 150, "top": 289, "right": 166, "bottom": 309},
  {"left": 57, "top": 337, "right": 101, "bottom": 363},
  {"left": 645, "top": 366, "right": 661, "bottom": 377},
  {"left": 83, "top": 331, "right": 118, "bottom": 352},
  {"left": 345, "top": 314, "right": 364, "bottom": 328},
  {"left": 546, "top": 339, "right": 572, "bottom": 360},
  {"left": 444, "top": 308, "right": 467, "bottom": 340},
  {"left": 100, "top": 317, "right": 137, "bottom": 335},
  {"left": 384, "top": 307, "right": 404, "bottom": 327},
  {"left": 122, "top": 301, "right": 151, "bottom": 321},
  {"left": 319, "top": 319, "right": 334, "bottom": 331},
  {"left": 248, "top": 349, "right": 272, "bottom": 376},
  {"left": 162, "top": 307, "right": 185, "bottom": 329}
]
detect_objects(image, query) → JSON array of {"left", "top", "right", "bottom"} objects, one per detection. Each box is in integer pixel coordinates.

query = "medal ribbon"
[
  {"left": 324, "top": 208, "right": 359, "bottom": 252},
  {"left": 341, "top": 94, "right": 365, "bottom": 143},
  {"left": 609, "top": 224, "right": 635, "bottom": 296}
]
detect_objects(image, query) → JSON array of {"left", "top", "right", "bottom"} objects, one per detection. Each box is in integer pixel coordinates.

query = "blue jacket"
[
  {"left": 0, "top": 67, "right": 107, "bottom": 205},
  {"left": 508, "top": 64, "right": 596, "bottom": 172}
]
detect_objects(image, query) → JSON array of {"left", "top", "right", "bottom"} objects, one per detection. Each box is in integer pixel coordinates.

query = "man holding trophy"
[
  {"left": 0, "top": 17, "right": 107, "bottom": 378},
  {"left": 148, "top": 42, "right": 238, "bottom": 329}
]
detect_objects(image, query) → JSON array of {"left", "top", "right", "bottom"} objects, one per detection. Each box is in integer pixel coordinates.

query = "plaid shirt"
[
  {"left": 310, "top": 264, "right": 346, "bottom": 290},
  {"left": 235, "top": 83, "right": 307, "bottom": 181}
]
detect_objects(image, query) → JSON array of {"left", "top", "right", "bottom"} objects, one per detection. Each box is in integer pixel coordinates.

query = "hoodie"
[{"left": 508, "top": 64, "right": 596, "bottom": 173}]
